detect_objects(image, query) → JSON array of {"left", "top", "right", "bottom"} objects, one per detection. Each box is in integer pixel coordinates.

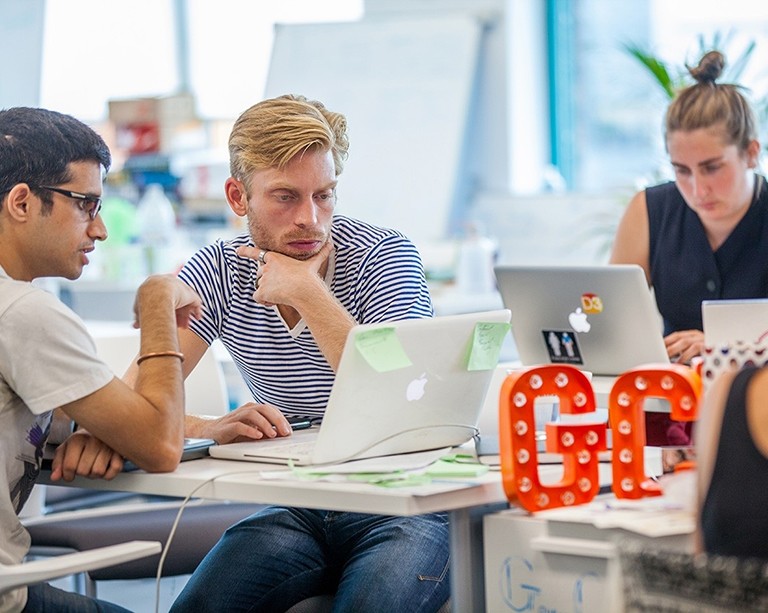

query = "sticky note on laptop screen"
[
  {"left": 355, "top": 327, "right": 413, "bottom": 372},
  {"left": 467, "top": 322, "right": 510, "bottom": 370}
]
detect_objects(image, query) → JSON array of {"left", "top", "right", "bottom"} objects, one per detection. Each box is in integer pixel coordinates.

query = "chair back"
[
  {"left": 89, "top": 324, "right": 229, "bottom": 416},
  {"left": 1, "top": 540, "right": 161, "bottom": 595}
]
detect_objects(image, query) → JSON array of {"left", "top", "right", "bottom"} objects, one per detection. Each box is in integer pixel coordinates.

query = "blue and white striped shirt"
[{"left": 178, "top": 215, "right": 433, "bottom": 417}]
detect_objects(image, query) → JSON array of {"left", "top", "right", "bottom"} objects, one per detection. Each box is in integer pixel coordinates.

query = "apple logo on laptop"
[
  {"left": 406, "top": 373, "right": 428, "bottom": 401},
  {"left": 568, "top": 307, "right": 591, "bottom": 333}
]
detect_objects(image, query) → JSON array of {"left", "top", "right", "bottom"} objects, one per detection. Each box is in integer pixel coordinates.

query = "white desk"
[{"left": 40, "top": 457, "right": 509, "bottom": 613}]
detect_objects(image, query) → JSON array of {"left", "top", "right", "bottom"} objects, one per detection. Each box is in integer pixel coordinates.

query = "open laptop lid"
[
  {"left": 702, "top": 298, "right": 768, "bottom": 346},
  {"left": 311, "top": 309, "right": 511, "bottom": 464},
  {"left": 210, "top": 309, "right": 511, "bottom": 465},
  {"left": 494, "top": 264, "right": 668, "bottom": 376}
]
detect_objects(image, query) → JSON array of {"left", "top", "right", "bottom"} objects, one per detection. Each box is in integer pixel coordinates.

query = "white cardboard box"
[{"left": 483, "top": 496, "right": 694, "bottom": 612}]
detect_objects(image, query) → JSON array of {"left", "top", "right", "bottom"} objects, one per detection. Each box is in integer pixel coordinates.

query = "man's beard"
[{"left": 247, "top": 214, "right": 327, "bottom": 261}]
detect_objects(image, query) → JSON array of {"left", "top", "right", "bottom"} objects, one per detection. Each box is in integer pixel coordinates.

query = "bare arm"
[
  {"left": 609, "top": 190, "right": 651, "bottom": 283},
  {"left": 241, "top": 241, "right": 356, "bottom": 370},
  {"left": 287, "top": 272, "right": 357, "bottom": 370},
  {"left": 123, "top": 325, "right": 208, "bottom": 387},
  {"left": 696, "top": 367, "right": 768, "bottom": 553},
  {"left": 125, "top": 324, "right": 293, "bottom": 443},
  {"left": 694, "top": 369, "right": 735, "bottom": 553},
  {"left": 56, "top": 275, "right": 202, "bottom": 475},
  {"left": 610, "top": 190, "right": 705, "bottom": 360}
]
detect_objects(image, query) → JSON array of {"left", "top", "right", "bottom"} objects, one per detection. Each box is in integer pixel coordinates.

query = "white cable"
[
  {"left": 153, "top": 469, "right": 263, "bottom": 613},
  {"left": 152, "top": 425, "right": 478, "bottom": 611}
]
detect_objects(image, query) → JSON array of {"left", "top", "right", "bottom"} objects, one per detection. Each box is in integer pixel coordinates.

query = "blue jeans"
[
  {"left": 170, "top": 507, "right": 450, "bottom": 613},
  {"left": 23, "top": 582, "right": 131, "bottom": 612}
]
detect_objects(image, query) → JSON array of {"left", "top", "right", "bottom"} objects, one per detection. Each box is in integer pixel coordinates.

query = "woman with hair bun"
[{"left": 611, "top": 50, "right": 766, "bottom": 364}]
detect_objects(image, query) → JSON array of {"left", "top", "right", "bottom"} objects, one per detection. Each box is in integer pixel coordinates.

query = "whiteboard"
[{"left": 264, "top": 16, "right": 483, "bottom": 245}]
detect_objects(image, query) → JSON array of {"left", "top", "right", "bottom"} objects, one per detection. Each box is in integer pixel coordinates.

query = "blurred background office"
[
  {"left": 3, "top": 3, "right": 766, "bottom": 605},
  {"left": 2, "top": 0, "right": 767, "bottom": 310}
]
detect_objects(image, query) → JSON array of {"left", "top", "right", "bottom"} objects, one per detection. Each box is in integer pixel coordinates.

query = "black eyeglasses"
[{"left": 32, "top": 185, "right": 103, "bottom": 220}]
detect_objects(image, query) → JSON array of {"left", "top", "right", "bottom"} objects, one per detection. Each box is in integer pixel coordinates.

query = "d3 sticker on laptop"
[
  {"left": 580, "top": 292, "right": 604, "bottom": 314},
  {"left": 542, "top": 330, "right": 584, "bottom": 364}
]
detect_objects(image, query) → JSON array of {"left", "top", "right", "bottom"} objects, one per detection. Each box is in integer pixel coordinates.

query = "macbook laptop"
[
  {"left": 702, "top": 298, "right": 768, "bottom": 346},
  {"left": 209, "top": 309, "right": 512, "bottom": 466},
  {"left": 494, "top": 264, "right": 668, "bottom": 376}
]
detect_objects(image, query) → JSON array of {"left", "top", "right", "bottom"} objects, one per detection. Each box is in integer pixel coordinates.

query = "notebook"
[
  {"left": 209, "top": 309, "right": 512, "bottom": 466},
  {"left": 494, "top": 264, "right": 669, "bottom": 376},
  {"left": 702, "top": 298, "right": 768, "bottom": 346}
]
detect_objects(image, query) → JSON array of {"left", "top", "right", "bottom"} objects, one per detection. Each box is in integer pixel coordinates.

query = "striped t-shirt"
[{"left": 178, "top": 215, "right": 433, "bottom": 417}]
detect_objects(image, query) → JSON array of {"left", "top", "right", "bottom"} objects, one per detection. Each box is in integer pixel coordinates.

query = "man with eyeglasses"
[
  {"left": 28, "top": 185, "right": 104, "bottom": 220},
  {"left": 0, "top": 106, "right": 202, "bottom": 612}
]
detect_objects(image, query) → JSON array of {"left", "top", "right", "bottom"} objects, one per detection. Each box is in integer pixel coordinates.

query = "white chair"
[
  {"left": 1, "top": 540, "right": 161, "bottom": 595},
  {"left": 88, "top": 323, "right": 230, "bottom": 416}
]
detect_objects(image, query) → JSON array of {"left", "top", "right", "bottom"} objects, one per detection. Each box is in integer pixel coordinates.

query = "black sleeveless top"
[
  {"left": 701, "top": 366, "right": 768, "bottom": 558},
  {"left": 647, "top": 176, "right": 768, "bottom": 336}
]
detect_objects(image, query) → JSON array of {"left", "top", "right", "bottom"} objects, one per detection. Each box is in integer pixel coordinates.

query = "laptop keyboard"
[{"left": 247, "top": 439, "right": 316, "bottom": 459}]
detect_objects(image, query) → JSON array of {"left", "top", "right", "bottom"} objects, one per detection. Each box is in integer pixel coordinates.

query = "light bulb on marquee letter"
[
  {"left": 609, "top": 364, "right": 701, "bottom": 499},
  {"left": 499, "top": 365, "right": 607, "bottom": 512}
]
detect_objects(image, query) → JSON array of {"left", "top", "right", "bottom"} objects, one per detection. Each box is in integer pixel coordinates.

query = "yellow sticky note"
[
  {"left": 467, "top": 322, "right": 510, "bottom": 371},
  {"left": 355, "top": 327, "right": 413, "bottom": 372}
]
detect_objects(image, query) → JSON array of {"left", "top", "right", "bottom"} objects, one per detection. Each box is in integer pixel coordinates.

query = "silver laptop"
[
  {"left": 702, "top": 299, "right": 768, "bottom": 346},
  {"left": 209, "top": 309, "right": 512, "bottom": 466},
  {"left": 494, "top": 264, "right": 668, "bottom": 376}
]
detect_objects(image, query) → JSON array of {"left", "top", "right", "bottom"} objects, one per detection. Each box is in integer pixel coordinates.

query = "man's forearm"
[{"left": 296, "top": 289, "right": 356, "bottom": 371}]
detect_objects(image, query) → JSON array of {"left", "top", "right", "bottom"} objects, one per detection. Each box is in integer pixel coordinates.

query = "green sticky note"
[
  {"left": 467, "top": 322, "right": 510, "bottom": 371},
  {"left": 355, "top": 327, "right": 413, "bottom": 372},
  {"left": 375, "top": 474, "right": 433, "bottom": 488},
  {"left": 425, "top": 459, "right": 489, "bottom": 478}
]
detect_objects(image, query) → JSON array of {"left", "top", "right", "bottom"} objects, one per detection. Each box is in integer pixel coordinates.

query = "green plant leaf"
[
  {"left": 623, "top": 43, "right": 677, "bottom": 98},
  {"left": 725, "top": 40, "right": 755, "bottom": 83}
]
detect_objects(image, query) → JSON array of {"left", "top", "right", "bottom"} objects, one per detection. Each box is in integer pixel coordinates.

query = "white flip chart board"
[{"left": 264, "top": 15, "right": 483, "bottom": 245}]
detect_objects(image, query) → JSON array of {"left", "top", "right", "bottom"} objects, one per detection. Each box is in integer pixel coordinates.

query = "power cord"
[
  {"left": 153, "top": 423, "right": 478, "bottom": 611},
  {"left": 153, "top": 468, "right": 263, "bottom": 613}
]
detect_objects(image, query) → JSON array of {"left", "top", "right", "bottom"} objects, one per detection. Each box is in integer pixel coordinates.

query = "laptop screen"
[{"left": 494, "top": 264, "right": 668, "bottom": 377}]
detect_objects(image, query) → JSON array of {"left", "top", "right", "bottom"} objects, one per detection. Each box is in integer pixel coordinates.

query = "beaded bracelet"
[{"left": 136, "top": 350, "right": 185, "bottom": 366}]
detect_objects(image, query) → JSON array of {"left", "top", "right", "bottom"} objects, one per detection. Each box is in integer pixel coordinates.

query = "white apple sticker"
[
  {"left": 568, "top": 307, "right": 591, "bottom": 333},
  {"left": 406, "top": 373, "right": 428, "bottom": 401}
]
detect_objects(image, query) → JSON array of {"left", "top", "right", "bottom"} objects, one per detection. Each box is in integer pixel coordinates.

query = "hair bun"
[{"left": 688, "top": 50, "right": 725, "bottom": 85}]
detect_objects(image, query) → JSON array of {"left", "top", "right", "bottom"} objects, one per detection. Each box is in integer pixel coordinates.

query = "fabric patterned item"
[
  {"left": 700, "top": 341, "right": 768, "bottom": 392},
  {"left": 618, "top": 538, "right": 768, "bottom": 612}
]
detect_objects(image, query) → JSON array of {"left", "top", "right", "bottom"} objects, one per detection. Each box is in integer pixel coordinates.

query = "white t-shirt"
[{"left": 0, "top": 266, "right": 113, "bottom": 612}]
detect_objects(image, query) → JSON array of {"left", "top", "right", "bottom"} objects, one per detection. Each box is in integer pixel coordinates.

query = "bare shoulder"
[
  {"left": 746, "top": 367, "right": 768, "bottom": 456},
  {"left": 696, "top": 370, "right": 737, "bottom": 490}
]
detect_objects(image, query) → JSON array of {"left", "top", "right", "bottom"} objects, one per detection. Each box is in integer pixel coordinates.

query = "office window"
[
  {"left": 41, "top": 0, "right": 178, "bottom": 120},
  {"left": 551, "top": 0, "right": 768, "bottom": 193},
  {"left": 39, "top": 0, "right": 363, "bottom": 122},
  {"left": 185, "top": 0, "right": 363, "bottom": 119}
]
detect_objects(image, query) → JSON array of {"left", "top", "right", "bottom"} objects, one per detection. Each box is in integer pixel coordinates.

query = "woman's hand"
[{"left": 664, "top": 329, "right": 705, "bottom": 364}]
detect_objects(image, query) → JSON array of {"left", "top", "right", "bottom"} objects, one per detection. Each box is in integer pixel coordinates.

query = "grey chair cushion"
[{"left": 27, "top": 502, "right": 262, "bottom": 580}]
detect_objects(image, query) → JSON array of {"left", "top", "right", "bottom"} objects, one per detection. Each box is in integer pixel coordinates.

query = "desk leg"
[{"left": 449, "top": 503, "right": 507, "bottom": 613}]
